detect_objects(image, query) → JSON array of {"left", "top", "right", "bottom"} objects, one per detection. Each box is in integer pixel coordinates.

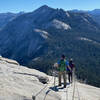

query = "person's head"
[
  {"left": 61, "top": 54, "right": 65, "bottom": 60},
  {"left": 69, "top": 58, "right": 73, "bottom": 63}
]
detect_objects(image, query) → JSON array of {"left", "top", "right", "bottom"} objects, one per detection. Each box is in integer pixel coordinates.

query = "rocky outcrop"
[
  {"left": 46, "top": 19, "right": 71, "bottom": 30},
  {"left": 0, "top": 56, "right": 19, "bottom": 65},
  {"left": 0, "top": 57, "right": 60, "bottom": 100}
]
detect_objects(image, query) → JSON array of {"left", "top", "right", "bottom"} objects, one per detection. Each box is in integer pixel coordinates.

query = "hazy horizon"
[
  {"left": 0, "top": 5, "right": 100, "bottom": 13},
  {"left": 0, "top": 0, "right": 100, "bottom": 13}
]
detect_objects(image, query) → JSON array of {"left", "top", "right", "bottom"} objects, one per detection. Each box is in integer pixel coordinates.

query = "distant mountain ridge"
[
  {"left": 0, "top": 12, "right": 24, "bottom": 29},
  {"left": 70, "top": 9, "right": 100, "bottom": 14},
  {"left": 70, "top": 9, "right": 100, "bottom": 25},
  {"left": 0, "top": 5, "right": 100, "bottom": 87}
]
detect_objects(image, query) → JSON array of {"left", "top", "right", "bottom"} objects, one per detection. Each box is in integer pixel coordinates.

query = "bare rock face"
[
  {"left": 0, "top": 57, "right": 100, "bottom": 100},
  {"left": 0, "top": 57, "right": 60, "bottom": 100},
  {"left": 0, "top": 56, "right": 19, "bottom": 65},
  {"left": 46, "top": 19, "right": 71, "bottom": 30}
]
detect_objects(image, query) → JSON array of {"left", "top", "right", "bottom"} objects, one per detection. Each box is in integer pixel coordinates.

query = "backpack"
[
  {"left": 58, "top": 59, "right": 66, "bottom": 72},
  {"left": 69, "top": 63, "right": 74, "bottom": 70}
]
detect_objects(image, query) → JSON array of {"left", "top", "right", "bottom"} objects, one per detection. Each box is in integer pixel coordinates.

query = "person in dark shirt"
[{"left": 67, "top": 58, "right": 75, "bottom": 83}]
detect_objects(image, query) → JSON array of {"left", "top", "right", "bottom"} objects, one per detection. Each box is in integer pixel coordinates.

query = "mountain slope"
[
  {"left": 0, "top": 5, "right": 100, "bottom": 87},
  {"left": 89, "top": 9, "right": 100, "bottom": 25}
]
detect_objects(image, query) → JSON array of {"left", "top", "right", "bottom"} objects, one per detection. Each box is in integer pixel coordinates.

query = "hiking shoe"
[{"left": 58, "top": 84, "right": 61, "bottom": 86}]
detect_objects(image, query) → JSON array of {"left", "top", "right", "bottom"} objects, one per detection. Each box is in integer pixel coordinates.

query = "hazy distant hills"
[
  {"left": 0, "top": 5, "right": 100, "bottom": 87},
  {"left": 0, "top": 12, "right": 24, "bottom": 29},
  {"left": 89, "top": 9, "right": 100, "bottom": 25},
  {"left": 71, "top": 9, "right": 100, "bottom": 15},
  {"left": 71, "top": 9, "right": 100, "bottom": 25}
]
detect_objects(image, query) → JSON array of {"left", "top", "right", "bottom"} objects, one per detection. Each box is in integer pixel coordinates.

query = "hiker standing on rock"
[
  {"left": 67, "top": 58, "right": 75, "bottom": 84},
  {"left": 57, "top": 55, "right": 70, "bottom": 88}
]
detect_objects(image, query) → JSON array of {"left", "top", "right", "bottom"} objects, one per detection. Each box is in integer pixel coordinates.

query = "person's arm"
[
  {"left": 66, "top": 61, "right": 71, "bottom": 71},
  {"left": 67, "top": 65, "right": 72, "bottom": 71}
]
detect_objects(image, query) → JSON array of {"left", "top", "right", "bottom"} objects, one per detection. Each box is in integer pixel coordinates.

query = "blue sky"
[{"left": 0, "top": 0, "right": 100, "bottom": 13}]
